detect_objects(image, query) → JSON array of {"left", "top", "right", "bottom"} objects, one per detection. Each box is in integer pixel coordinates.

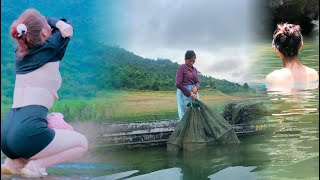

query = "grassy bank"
[{"left": 1, "top": 89, "right": 257, "bottom": 122}]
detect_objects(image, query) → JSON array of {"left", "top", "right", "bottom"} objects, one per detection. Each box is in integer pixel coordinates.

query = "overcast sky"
[{"left": 98, "top": 0, "right": 258, "bottom": 84}]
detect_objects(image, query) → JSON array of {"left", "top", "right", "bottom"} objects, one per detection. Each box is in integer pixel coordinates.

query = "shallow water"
[{"left": 1, "top": 39, "right": 319, "bottom": 180}]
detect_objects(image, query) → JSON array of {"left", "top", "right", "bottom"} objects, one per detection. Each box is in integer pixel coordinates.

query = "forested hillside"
[
  {"left": 1, "top": 0, "right": 253, "bottom": 105},
  {"left": 98, "top": 46, "right": 253, "bottom": 94}
]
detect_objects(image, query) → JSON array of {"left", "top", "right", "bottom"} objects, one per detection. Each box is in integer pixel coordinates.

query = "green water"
[{"left": 1, "top": 39, "right": 319, "bottom": 180}]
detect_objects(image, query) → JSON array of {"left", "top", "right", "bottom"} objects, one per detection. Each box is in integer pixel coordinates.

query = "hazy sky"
[{"left": 99, "top": 0, "right": 258, "bottom": 84}]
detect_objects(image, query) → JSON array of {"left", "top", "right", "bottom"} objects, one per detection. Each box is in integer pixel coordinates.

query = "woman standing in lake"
[
  {"left": 266, "top": 23, "right": 319, "bottom": 93},
  {"left": 1, "top": 9, "right": 88, "bottom": 178},
  {"left": 175, "top": 50, "right": 200, "bottom": 120}
]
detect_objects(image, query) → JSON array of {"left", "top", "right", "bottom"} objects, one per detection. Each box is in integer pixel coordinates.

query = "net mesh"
[
  {"left": 221, "top": 102, "right": 268, "bottom": 125},
  {"left": 167, "top": 99, "right": 240, "bottom": 151}
]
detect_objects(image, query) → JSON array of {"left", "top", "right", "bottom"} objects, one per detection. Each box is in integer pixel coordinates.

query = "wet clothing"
[
  {"left": 1, "top": 17, "right": 71, "bottom": 159},
  {"left": 1, "top": 105, "right": 55, "bottom": 159},
  {"left": 175, "top": 64, "right": 200, "bottom": 97}
]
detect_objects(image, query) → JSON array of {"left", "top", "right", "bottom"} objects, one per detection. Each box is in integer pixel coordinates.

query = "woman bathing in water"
[
  {"left": 1, "top": 9, "right": 88, "bottom": 178},
  {"left": 265, "top": 23, "right": 319, "bottom": 93}
]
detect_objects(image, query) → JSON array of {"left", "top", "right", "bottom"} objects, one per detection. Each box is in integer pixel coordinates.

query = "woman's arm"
[
  {"left": 46, "top": 17, "right": 60, "bottom": 29},
  {"left": 195, "top": 81, "right": 200, "bottom": 89},
  {"left": 45, "top": 17, "right": 73, "bottom": 55},
  {"left": 46, "top": 17, "right": 73, "bottom": 30},
  {"left": 176, "top": 66, "right": 192, "bottom": 97}
]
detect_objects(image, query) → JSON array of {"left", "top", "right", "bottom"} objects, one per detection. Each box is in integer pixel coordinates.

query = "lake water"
[{"left": 1, "top": 38, "right": 319, "bottom": 180}]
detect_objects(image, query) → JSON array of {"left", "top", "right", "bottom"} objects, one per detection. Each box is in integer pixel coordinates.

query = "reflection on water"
[
  {"left": 1, "top": 39, "right": 318, "bottom": 180},
  {"left": 92, "top": 170, "right": 139, "bottom": 180},
  {"left": 126, "top": 168, "right": 182, "bottom": 180},
  {"left": 264, "top": 82, "right": 319, "bottom": 96},
  {"left": 208, "top": 166, "right": 258, "bottom": 180}
]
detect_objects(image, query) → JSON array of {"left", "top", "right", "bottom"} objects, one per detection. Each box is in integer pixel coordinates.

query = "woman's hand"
[
  {"left": 56, "top": 20, "right": 73, "bottom": 38},
  {"left": 192, "top": 86, "right": 198, "bottom": 93},
  {"left": 190, "top": 91, "right": 197, "bottom": 99}
]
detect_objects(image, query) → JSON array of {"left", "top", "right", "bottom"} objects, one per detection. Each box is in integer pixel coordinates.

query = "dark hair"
[
  {"left": 185, "top": 50, "right": 196, "bottom": 60},
  {"left": 272, "top": 23, "right": 303, "bottom": 58}
]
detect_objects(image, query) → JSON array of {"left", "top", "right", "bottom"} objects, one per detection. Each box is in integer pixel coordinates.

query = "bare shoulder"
[
  {"left": 266, "top": 69, "right": 292, "bottom": 83},
  {"left": 305, "top": 66, "right": 319, "bottom": 81}
]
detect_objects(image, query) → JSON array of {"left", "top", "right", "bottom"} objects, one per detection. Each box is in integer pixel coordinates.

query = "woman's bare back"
[{"left": 266, "top": 65, "right": 319, "bottom": 93}]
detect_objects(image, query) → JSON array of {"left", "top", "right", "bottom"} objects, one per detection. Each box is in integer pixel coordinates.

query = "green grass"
[{"left": 1, "top": 89, "right": 256, "bottom": 123}]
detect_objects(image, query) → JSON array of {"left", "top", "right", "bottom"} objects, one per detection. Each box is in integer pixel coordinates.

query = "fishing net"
[
  {"left": 167, "top": 99, "right": 240, "bottom": 151},
  {"left": 221, "top": 102, "right": 268, "bottom": 125}
]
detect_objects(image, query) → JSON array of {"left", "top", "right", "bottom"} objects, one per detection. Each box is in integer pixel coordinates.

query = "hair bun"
[
  {"left": 272, "top": 23, "right": 303, "bottom": 58},
  {"left": 280, "top": 23, "right": 301, "bottom": 36}
]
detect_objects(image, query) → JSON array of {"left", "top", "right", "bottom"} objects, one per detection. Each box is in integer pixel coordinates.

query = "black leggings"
[{"left": 1, "top": 105, "right": 55, "bottom": 159}]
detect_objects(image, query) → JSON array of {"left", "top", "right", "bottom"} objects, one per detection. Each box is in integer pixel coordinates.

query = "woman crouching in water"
[{"left": 1, "top": 9, "right": 88, "bottom": 178}]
